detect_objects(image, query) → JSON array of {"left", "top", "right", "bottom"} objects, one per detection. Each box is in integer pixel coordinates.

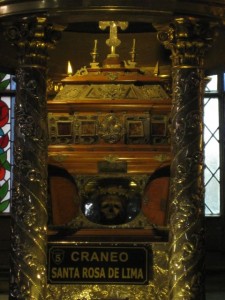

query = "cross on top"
[{"left": 99, "top": 21, "right": 128, "bottom": 57}]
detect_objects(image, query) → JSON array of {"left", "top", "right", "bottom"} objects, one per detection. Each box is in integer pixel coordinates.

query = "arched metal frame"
[{"left": 0, "top": 1, "right": 224, "bottom": 299}]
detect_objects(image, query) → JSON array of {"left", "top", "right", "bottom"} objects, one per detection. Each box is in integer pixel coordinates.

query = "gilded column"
[
  {"left": 157, "top": 18, "right": 213, "bottom": 299},
  {"left": 5, "top": 17, "right": 61, "bottom": 299}
]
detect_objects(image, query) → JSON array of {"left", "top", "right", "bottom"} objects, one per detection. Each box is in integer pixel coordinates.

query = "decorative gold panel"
[
  {"left": 46, "top": 243, "right": 169, "bottom": 300},
  {"left": 48, "top": 112, "right": 169, "bottom": 145},
  {"left": 54, "top": 84, "right": 169, "bottom": 101}
]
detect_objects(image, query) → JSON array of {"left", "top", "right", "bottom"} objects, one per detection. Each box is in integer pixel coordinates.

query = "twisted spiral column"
[
  {"left": 158, "top": 18, "right": 214, "bottom": 299},
  {"left": 5, "top": 17, "right": 61, "bottom": 300}
]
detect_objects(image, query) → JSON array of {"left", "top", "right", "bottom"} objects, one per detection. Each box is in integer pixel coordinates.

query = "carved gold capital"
[
  {"left": 5, "top": 17, "right": 62, "bottom": 68},
  {"left": 157, "top": 18, "right": 214, "bottom": 68}
]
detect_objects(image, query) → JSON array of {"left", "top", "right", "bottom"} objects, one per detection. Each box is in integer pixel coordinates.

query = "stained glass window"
[{"left": 0, "top": 73, "right": 15, "bottom": 213}]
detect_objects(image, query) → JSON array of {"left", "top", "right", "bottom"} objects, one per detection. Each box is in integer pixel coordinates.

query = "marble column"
[
  {"left": 5, "top": 17, "right": 61, "bottom": 300},
  {"left": 158, "top": 18, "right": 213, "bottom": 299}
]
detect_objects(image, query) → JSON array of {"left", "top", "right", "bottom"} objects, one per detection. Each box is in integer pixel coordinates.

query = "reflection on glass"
[{"left": 82, "top": 177, "right": 141, "bottom": 225}]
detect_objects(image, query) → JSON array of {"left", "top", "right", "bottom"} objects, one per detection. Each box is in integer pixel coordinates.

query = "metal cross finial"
[{"left": 99, "top": 21, "right": 128, "bottom": 57}]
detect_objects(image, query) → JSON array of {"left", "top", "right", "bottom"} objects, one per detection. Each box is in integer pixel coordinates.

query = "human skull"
[{"left": 100, "top": 196, "right": 123, "bottom": 221}]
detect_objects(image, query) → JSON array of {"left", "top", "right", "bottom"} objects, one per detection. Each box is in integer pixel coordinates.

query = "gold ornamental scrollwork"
[
  {"left": 98, "top": 113, "right": 125, "bottom": 143},
  {"left": 157, "top": 17, "right": 213, "bottom": 300},
  {"left": 7, "top": 17, "right": 62, "bottom": 300}
]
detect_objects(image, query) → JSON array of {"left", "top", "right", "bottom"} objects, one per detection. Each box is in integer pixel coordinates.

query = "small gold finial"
[
  {"left": 128, "top": 38, "right": 137, "bottom": 67},
  {"left": 130, "top": 39, "right": 136, "bottom": 58},
  {"left": 90, "top": 39, "right": 99, "bottom": 68},
  {"left": 93, "top": 39, "right": 98, "bottom": 53}
]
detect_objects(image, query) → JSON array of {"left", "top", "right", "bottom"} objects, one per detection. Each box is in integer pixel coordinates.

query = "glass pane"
[
  {"left": 203, "top": 96, "right": 220, "bottom": 216},
  {"left": 204, "top": 126, "right": 212, "bottom": 144},
  {"left": 205, "top": 75, "right": 218, "bottom": 92},
  {"left": 223, "top": 73, "right": 225, "bottom": 91},
  {"left": 204, "top": 137, "right": 220, "bottom": 174},
  {"left": 10, "top": 75, "right": 16, "bottom": 91},
  {"left": 203, "top": 97, "right": 219, "bottom": 133},
  {"left": 204, "top": 167, "right": 212, "bottom": 184},
  {"left": 205, "top": 205, "right": 211, "bottom": 215},
  {"left": 204, "top": 173, "right": 220, "bottom": 215},
  {"left": 0, "top": 73, "right": 10, "bottom": 91}
]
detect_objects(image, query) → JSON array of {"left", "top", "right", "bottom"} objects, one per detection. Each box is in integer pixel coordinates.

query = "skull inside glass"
[
  {"left": 100, "top": 195, "right": 125, "bottom": 224},
  {"left": 82, "top": 177, "right": 141, "bottom": 225}
]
